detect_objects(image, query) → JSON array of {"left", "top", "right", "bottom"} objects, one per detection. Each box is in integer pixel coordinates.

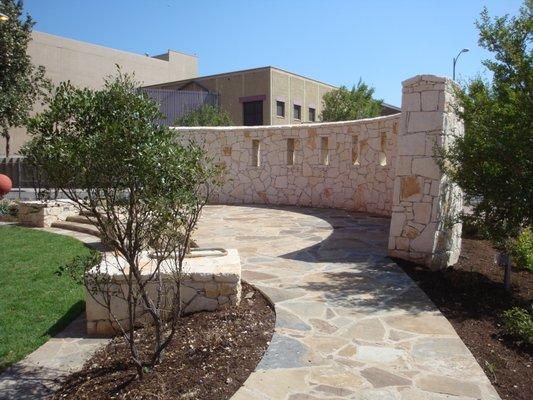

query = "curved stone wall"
[
  {"left": 174, "top": 74, "right": 464, "bottom": 269},
  {"left": 174, "top": 114, "right": 400, "bottom": 216}
]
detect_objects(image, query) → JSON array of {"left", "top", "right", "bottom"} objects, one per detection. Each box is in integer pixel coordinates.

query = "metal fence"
[
  {"left": 0, "top": 156, "right": 35, "bottom": 188},
  {"left": 141, "top": 89, "right": 219, "bottom": 126}
]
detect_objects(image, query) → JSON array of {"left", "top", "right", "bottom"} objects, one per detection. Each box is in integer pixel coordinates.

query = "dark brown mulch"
[
  {"left": 52, "top": 282, "right": 275, "bottom": 400},
  {"left": 395, "top": 239, "right": 533, "bottom": 400}
]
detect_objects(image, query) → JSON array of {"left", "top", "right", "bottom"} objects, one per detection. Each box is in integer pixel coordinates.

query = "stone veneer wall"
[
  {"left": 388, "top": 75, "right": 463, "bottom": 269},
  {"left": 18, "top": 200, "right": 78, "bottom": 227},
  {"left": 86, "top": 249, "right": 241, "bottom": 336},
  {"left": 175, "top": 74, "right": 463, "bottom": 269},
  {"left": 175, "top": 114, "right": 401, "bottom": 216}
]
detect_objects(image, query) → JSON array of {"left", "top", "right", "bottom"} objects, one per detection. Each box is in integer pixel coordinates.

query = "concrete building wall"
[
  {"left": 147, "top": 67, "right": 336, "bottom": 126},
  {"left": 270, "top": 69, "right": 335, "bottom": 125},
  {"left": 1, "top": 31, "right": 198, "bottom": 156}
]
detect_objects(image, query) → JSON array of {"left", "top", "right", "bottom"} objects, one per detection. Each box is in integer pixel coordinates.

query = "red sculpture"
[{"left": 0, "top": 174, "right": 12, "bottom": 197}]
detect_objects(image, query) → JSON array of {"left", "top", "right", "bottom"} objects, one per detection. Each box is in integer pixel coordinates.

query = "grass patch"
[{"left": 0, "top": 225, "right": 90, "bottom": 372}]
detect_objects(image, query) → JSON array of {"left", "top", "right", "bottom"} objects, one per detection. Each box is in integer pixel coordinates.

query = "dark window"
[
  {"left": 293, "top": 104, "right": 301, "bottom": 120},
  {"left": 309, "top": 107, "right": 316, "bottom": 122},
  {"left": 243, "top": 101, "right": 263, "bottom": 126},
  {"left": 276, "top": 101, "right": 285, "bottom": 117}
]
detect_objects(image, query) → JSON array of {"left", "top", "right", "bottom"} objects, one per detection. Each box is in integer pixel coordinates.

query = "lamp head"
[{"left": 462, "top": 48, "right": 470, "bottom": 53}]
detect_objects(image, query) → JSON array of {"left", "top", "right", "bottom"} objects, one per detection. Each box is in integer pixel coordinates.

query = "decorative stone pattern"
[
  {"left": 388, "top": 75, "right": 463, "bottom": 269},
  {"left": 86, "top": 249, "right": 242, "bottom": 336},
  {"left": 17, "top": 200, "right": 78, "bottom": 228},
  {"left": 193, "top": 205, "right": 499, "bottom": 400},
  {"left": 175, "top": 114, "right": 400, "bottom": 216}
]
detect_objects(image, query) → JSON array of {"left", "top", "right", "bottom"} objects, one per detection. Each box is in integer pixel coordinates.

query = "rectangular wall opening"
[
  {"left": 379, "top": 132, "right": 387, "bottom": 166},
  {"left": 287, "top": 138, "right": 295, "bottom": 166},
  {"left": 320, "top": 136, "right": 329, "bottom": 166},
  {"left": 252, "top": 139, "right": 260, "bottom": 167},
  {"left": 351, "top": 135, "right": 360, "bottom": 165}
]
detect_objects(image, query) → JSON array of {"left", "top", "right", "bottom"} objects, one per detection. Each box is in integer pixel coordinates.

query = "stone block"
[
  {"left": 400, "top": 176, "right": 422, "bottom": 201},
  {"left": 398, "top": 132, "right": 426, "bottom": 156},
  {"left": 407, "top": 112, "right": 443, "bottom": 133},
  {"left": 421, "top": 90, "right": 439, "bottom": 111},
  {"left": 412, "top": 157, "right": 440, "bottom": 180},
  {"left": 413, "top": 203, "right": 431, "bottom": 224}
]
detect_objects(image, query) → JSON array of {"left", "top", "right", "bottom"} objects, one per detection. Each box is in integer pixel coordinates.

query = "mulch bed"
[
  {"left": 395, "top": 239, "right": 532, "bottom": 400},
  {"left": 52, "top": 282, "right": 275, "bottom": 400}
]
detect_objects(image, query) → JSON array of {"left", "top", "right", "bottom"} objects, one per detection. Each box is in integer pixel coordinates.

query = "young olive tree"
[
  {"left": 441, "top": 1, "right": 532, "bottom": 290},
  {"left": 23, "top": 72, "right": 221, "bottom": 377}
]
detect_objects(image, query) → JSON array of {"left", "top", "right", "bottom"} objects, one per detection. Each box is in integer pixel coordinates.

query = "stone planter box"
[
  {"left": 18, "top": 200, "right": 78, "bottom": 227},
  {"left": 86, "top": 248, "right": 241, "bottom": 336}
]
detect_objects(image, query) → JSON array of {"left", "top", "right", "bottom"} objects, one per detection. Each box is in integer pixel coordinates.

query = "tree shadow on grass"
[{"left": 44, "top": 301, "right": 85, "bottom": 339}]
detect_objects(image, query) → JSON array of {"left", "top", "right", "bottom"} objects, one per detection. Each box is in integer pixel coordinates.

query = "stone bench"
[
  {"left": 18, "top": 200, "right": 78, "bottom": 227},
  {"left": 86, "top": 248, "right": 241, "bottom": 336}
]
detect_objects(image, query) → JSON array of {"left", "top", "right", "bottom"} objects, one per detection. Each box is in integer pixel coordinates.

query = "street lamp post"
[{"left": 453, "top": 48, "right": 470, "bottom": 81}]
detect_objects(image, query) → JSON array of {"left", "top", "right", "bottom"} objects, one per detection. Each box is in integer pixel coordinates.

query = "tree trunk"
[
  {"left": 497, "top": 252, "right": 512, "bottom": 292},
  {"left": 5, "top": 134, "right": 10, "bottom": 158}
]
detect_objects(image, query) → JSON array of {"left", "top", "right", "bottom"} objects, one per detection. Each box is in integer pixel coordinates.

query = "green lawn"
[{"left": 0, "top": 225, "right": 91, "bottom": 372}]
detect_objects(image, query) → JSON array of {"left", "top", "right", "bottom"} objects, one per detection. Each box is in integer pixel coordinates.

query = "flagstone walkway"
[
  {"left": 0, "top": 205, "right": 500, "bottom": 399},
  {"left": 194, "top": 205, "right": 500, "bottom": 400}
]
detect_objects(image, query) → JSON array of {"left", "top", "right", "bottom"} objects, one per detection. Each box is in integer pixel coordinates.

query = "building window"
[
  {"left": 243, "top": 101, "right": 263, "bottom": 126},
  {"left": 252, "top": 139, "right": 260, "bottom": 167},
  {"left": 320, "top": 137, "right": 329, "bottom": 166},
  {"left": 276, "top": 101, "right": 285, "bottom": 117},
  {"left": 287, "top": 138, "right": 295, "bottom": 166},
  {"left": 293, "top": 104, "right": 301, "bottom": 120},
  {"left": 352, "top": 135, "right": 359, "bottom": 165},
  {"left": 309, "top": 107, "right": 316, "bottom": 122}
]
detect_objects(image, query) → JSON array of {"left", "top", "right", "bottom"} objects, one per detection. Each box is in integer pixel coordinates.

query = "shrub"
[
  {"left": 510, "top": 227, "right": 533, "bottom": 270},
  {"left": 0, "top": 200, "right": 17, "bottom": 217},
  {"left": 502, "top": 307, "right": 533, "bottom": 344},
  {"left": 174, "top": 104, "right": 232, "bottom": 126}
]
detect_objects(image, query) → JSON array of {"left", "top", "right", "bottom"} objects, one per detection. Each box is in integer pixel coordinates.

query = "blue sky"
[{"left": 23, "top": 0, "right": 523, "bottom": 106}]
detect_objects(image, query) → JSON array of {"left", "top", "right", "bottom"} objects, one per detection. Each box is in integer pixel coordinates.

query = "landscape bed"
[
  {"left": 51, "top": 282, "right": 275, "bottom": 400},
  {"left": 396, "top": 238, "right": 532, "bottom": 400}
]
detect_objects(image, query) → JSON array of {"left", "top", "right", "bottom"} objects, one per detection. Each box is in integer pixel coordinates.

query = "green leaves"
[
  {"left": 441, "top": 1, "right": 532, "bottom": 247},
  {"left": 320, "top": 80, "right": 383, "bottom": 122},
  {"left": 174, "top": 104, "right": 233, "bottom": 126},
  {"left": 0, "top": 0, "right": 51, "bottom": 155}
]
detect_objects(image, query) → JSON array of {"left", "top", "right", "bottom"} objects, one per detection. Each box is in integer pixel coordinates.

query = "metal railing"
[{"left": 141, "top": 89, "right": 219, "bottom": 126}]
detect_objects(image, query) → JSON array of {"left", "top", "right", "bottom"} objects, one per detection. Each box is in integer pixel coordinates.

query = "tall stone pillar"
[{"left": 388, "top": 75, "right": 463, "bottom": 270}]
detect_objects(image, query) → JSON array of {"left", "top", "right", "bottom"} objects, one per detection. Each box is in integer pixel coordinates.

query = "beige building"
[
  {"left": 2, "top": 31, "right": 399, "bottom": 155},
  {"left": 145, "top": 67, "right": 338, "bottom": 126},
  {"left": 1, "top": 31, "right": 198, "bottom": 156},
  {"left": 146, "top": 67, "right": 400, "bottom": 126}
]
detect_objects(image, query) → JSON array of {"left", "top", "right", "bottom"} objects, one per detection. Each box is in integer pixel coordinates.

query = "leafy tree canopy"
[
  {"left": 442, "top": 0, "right": 532, "bottom": 248},
  {"left": 174, "top": 104, "right": 233, "bottom": 126},
  {"left": 320, "top": 80, "right": 383, "bottom": 122},
  {"left": 0, "top": 0, "right": 49, "bottom": 156}
]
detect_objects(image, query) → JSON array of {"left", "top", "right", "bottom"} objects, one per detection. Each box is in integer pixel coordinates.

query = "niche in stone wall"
[
  {"left": 252, "top": 139, "right": 260, "bottom": 167},
  {"left": 379, "top": 132, "right": 387, "bottom": 166},
  {"left": 287, "top": 138, "right": 295, "bottom": 166},
  {"left": 320, "top": 137, "right": 329, "bottom": 166},
  {"left": 351, "top": 135, "right": 360, "bottom": 166}
]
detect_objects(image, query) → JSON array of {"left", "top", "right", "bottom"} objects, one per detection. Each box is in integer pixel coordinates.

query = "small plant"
[
  {"left": 0, "top": 200, "right": 17, "bottom": 217},
  {"left": 510, "top": 227, "right": 533, "bottom": 271},
  {"left": 502, "top": 306, "right": 533, "bottom": 345}
]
